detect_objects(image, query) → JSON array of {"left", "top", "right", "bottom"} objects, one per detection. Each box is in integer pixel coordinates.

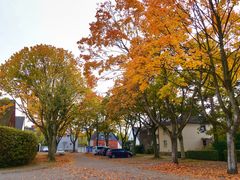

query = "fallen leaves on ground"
[
  {"left": 84, "top": 153, "right": 240, "bottom": 179},
  {"left": 144, "top": 161, "right": 240, "bottom": 180},
  {"left": 34, "top": 153, "right": 74, "bottom": 167},
  {"left": 65, "top": 166, "right": 153, "bottom": 180}
]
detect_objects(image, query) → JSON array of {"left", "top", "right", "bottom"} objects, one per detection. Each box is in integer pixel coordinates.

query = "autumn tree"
[
  {"left": 177, "top": 0, "right": 240, "bottom": 174},
  {"left": 69, "top": 105, "right": 83, "bottom": 152},
  {"left": 109, "top": 79, "right": 160, "bottom": 157},
  {"left": 72, "top": 90, "right": 101, "bottom": 148},
  {"left": 97, "top": 95, "right": 117, "bottom": 147},
  {"left": 121, "top": 0, "right": 200, "bottom": 163},
  {"left": 78, "top": 0, "right": 211, "bottom": 165},
  {"left": 0, "top": 44, "right": 85, "bottom": 161},
  {"left": 78, "top": 0, "right": 144, "bottom": 86}
]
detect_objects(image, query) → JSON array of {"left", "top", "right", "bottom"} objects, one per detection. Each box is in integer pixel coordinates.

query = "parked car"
[
  {"left": 56, "top": 148, "right": 65, "bottom": 155},
  {"left": 92, "top": 146, "right": 106, "bottom": 155},
  {"left": 106, "top": 149, "right": 133, "bottom": 158},
  {"left": 42, "top": 146, "right": 48, "bottom": 152},
  {"left": 99, "top": 147, "right": 109, "bottom": 156}
]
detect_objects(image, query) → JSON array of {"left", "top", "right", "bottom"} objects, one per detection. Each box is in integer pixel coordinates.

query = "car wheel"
[{"left": 112, "top": 154, "right": 116, "bottom": 158}]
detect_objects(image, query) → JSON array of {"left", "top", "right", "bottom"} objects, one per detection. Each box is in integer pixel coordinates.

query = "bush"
[
  {"left": 134, "top": 144, "right": 145, "bottom": 154},
  {"left": 186, "top": 150, "right": 219, "bottom": 161},
  {"left": 0, "top": 126, "right": 38, "bottom": 167},
  {"left": 223, "top": 150, "right": 240, "bottom": 162},
  {"left": 145, "top": 147, "right": 154, "bottom": 154},
  {"left": 212, "top": 140, "right": 227, "bottom": 161}
]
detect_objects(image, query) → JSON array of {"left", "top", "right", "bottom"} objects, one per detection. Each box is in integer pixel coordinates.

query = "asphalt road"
[{"left": 0, "top": 153, "right": 201, "bottom": 180}]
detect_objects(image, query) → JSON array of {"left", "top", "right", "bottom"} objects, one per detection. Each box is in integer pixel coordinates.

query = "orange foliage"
[
  {"left": 34, "top": 153, "right": 74, "bottom": 167},
  {"left": 144, "top": 162, "right": 240, "bottom": 180}
]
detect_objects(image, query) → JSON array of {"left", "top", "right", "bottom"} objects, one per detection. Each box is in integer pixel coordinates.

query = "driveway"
[{"left": 0, "top": 153, "right": 201, "bottom": 180}]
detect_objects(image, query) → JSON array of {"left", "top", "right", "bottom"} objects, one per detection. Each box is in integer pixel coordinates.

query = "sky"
[
  {"left": 0, "top": 0, "right": 113, "bottom": 94},
  {"left": 0, "top": 0, "right": 100, "bottom": 60},
  {"left": 0, "top": 0, "right": 114, "bottom": 122}
]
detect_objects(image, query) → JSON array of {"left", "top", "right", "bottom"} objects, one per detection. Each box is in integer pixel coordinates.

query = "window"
[
  {"left": 163, "top": 140, "right": 167, "bottom": 147},
  {"left": 199, "top": 125, "right": 206, "bottom": 133},
  {"left": 163, "top": 129, "right": 167, "bottom": 135}
]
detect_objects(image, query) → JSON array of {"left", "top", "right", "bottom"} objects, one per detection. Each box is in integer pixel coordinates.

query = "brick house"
[
  {"left": 0, "top": 99, "right": 15, "bottom": 127},
  {"left": 90, "top": 132, "right": 122, "bottom": 149},
  {"left": 0, "top": 99, "right": 25, "bottom": 130}
]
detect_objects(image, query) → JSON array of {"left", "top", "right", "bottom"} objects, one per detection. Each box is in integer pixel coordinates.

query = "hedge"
[
  {"left": 186, "top": 150, "right": 219, "bottom": 161},
  {"left": 223, "top": 150, "right": 240, "bottom": 162},
  {"left": 0, "top": 126, "right": 38, "bottom": 167},
  {"left": 134, "top": 145, "right": 145, "bottom": 154}
]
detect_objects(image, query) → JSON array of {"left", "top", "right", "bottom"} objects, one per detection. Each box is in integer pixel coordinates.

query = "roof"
[
  {"left": 0, "top": 99, "right": 15, "bottom": 127},
  {"left": 159, "top": 115, "right": 208, "bottom": 126},
  {"left": 15, "top": 116, "right": 25, "bottom": 130},
  {"left": 91, "top": 132, "right": 119, "bottom": 141}
]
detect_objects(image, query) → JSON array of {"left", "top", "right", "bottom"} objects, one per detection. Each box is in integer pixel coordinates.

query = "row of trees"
[
  {"left": 0, "top": 0, "right": 239, "bottom": 175},
  {"left": 0, "top": 45, "right": 104, "bottom": 161},
  {"left": 0, "top": 46, "right": 126, "bottom": 160},
  {"left": 78, "top": 0, "right": 240, "bottom": 174}
]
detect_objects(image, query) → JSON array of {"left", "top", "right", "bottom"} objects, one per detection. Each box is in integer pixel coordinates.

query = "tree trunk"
[
  {"left": 227, "top": 130, "right": 238, "bottom": 174},
  {"left": 86, "top": 130, "right": 91, "bottom": 147},
  {"left": 104, "top": 132, "right": 109, "bottom": 147},
  {"left": 132, "top": 136, "right": 137, "bottom": 155},
  {"left": 96, "top": 124, "right": 99, "bottom": 146},
  {"left": 72, "top": 141, "right": 76, "bottom": 152},
  {"left": 151, "top": 127, "right": 159, "bottom": 158},
  {"left": 212, "top": 124, "right": 219, "bottom": 144},
  {"left": 171, "top": 134, "right": 178, "bottom": 164},
  {"left": 178, "top": 133, "right": 185, "bottom": 159},
  {"left": 48, "top": 134, "right": 56, "bottom": 161},
  {"left": 121, "top": 139, "right": 125, "bottom": 149}
]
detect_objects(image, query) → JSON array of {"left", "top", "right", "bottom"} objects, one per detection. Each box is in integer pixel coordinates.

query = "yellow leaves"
[
  {"left": 158, "top": 83, "right": 174, "bottom": 99},
  {"left": 0, "top": 100, "right": 13, "bottom": 118},
  {"left": 0, "top": 44, "right": 86, "bottom": 136}
]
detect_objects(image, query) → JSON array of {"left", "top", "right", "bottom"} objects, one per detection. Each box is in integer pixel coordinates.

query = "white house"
[
  {"left": 57, "top": 135, "right": 78, "bottom": 151},
  {"left": 157, "top": 117, "right": 212, "bottom": 153}
]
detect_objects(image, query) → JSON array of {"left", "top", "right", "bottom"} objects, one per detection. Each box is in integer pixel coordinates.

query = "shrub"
[
  {"left": 223, "top": 150, "right": 240, "bottom": 162},
  {"left": 0, "top": 126, "right": 38, "bottom": 167},
  {"left": 212, "top": 140, "right": 227, "bottom": 161},
  {"left": 134, "top": 144, "right": 145, "bottom": 154},
  {"left": 145, "top": 147, "right": 154, "bottom": 154},
  {"left": 186, "top": 150, "right": 219, "bottom": 161}
]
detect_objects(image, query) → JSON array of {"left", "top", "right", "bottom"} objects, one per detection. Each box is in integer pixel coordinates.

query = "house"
[
  {"left": 57, "top": 135, "right": 78, "bottom": 151},
  {"left": 0, "top": 99, "right": 25, "bottom": 130},
  {"left": 158, "top": 116, "right": 212, "bottom": 153},
  {"left": 15, "top": 116, "right": 25, "bottom": 130},
  {"left": 0, "top": 99, "right": 15, "bottom": 127},
  {"left": 137, "top": 128, "right": 153, "bottom": 152},
  {"left": 135, "top": 116, "right": 212, "bottom": 154},
  {"left": 90, "top": 132, "right": 122, "bottom": 149}
]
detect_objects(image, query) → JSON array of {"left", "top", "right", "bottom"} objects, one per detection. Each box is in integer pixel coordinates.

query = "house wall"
[
  {"left": 158, "top": 124, "right": 211, "bottom": 152},
  {"left": 139, "top": 128, "right": 153, "bottom": 151},
  {"left": 0, "top": 101, "right": 15, "bottom": 128},
  {"left": 57, "top": 135, "right": 78, "bottom": 151},
  {"left": 91, "top": 140, "right": 120, "bottom": 149}
]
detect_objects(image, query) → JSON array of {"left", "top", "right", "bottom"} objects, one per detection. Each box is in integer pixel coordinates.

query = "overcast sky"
[
  {"left": 0, "top": 0, "right": 114, "bottom": 120},
  {"left": 0, "top": 0, "right": 113, "bottom": 94},
  {"left": 0, "top": 0, "right": 102, "bottom": 61}
]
